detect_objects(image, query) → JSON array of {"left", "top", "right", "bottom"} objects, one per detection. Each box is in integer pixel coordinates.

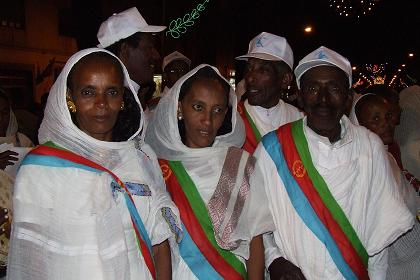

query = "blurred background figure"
[{"left": 161, "top": 51, "right": 191, "bottom": 98}]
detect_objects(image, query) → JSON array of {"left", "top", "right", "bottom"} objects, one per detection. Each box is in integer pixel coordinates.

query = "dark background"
[{"left": 42, "top": 0, "right": 420, "bottom": 85}]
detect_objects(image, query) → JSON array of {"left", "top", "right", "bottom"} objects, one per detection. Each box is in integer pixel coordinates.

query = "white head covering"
[
  {"left": 349, "top": 93, "right": 376, "bottom": 125},
  {"left": 39, "top": 48, "right": 145, "bottom": 169},
  {"left": 295, "top": 46, "right": 352, "bottom": 89},
  {"left": 97, "top": 7, "right": 166, "bottom": 48},
  {"left": 395, "top": 85, "right": 420, "bottom": 179},
  {"left": 5, "top": 109, "right": 18, "bottom": 137},
  {"left": 145, "top": 64, "right": 245, "bottom": 161}
]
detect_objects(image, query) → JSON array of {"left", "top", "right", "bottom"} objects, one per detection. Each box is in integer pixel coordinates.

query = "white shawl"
[
  {"left": 145, "top": 65, "right": 274, "bottom": 269},
  {"left": 8, "top": 48, "right": 180, "bottom": 280}
]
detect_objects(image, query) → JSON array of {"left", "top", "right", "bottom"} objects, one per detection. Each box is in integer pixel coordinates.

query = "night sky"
[{"left": 72, "top": 0, "right": 420, "bottom": 83}]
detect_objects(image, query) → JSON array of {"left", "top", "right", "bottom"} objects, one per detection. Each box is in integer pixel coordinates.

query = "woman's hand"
[
  {"left": 0, "top": 150, "right": 18, "bottom": 170},
  {"left": 246, "top": 234, "right": 265, "bottom": 280},
  {"left": 152, "top": 239, "right": 172, "bottom": 280}
]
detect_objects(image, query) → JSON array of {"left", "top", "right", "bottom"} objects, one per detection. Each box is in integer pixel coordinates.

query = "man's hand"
[
  {"left": 0, "top": 150, "right": 18, "bottom": 170},
  {"left": 269, "top": 257, "right": 307, "bottom": 280}
]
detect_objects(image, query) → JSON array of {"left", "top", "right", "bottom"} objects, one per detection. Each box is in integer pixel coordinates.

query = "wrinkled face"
[
  {"left": 244, "top": 58, "right": 282, "bottom": 108},
  {"left": 299, "top": 66, "right": 350, "bottom": 139},
  {"left": 179, "top": 79, "right": 228, "bottom": 148},
  {"left": 165, "top": 60, "right": 190, "bottom": 88},
  {"left": 68, "top": 57, "right": 124, "bottom": 142},
  {"left": 123, "top": 34, "right": 160, "bottom": 86},
  {"left": 0, "top": 97, "right": 10, "bottom": 136},
  {"left": 358, "top": 98, "right": 395, "bottom": 145}
]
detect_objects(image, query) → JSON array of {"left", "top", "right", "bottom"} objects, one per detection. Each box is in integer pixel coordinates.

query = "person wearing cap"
[
  {"left": 235, "top": 32, "right": 303, "bottom": 154},
  {"left": 254, "top": 46, "right": 414, "bottom": 279},
  {"left": 97, "top": 7, "right": 164, "bottom": 97},
  {"left": 161, "top": 51, "right": 191, "bottom": 98}
]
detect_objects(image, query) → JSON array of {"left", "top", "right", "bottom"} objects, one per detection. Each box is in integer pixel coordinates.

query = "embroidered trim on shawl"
[
  {"left": 207, "top": 146, "right": 255, "bottom": 250},
  {"left": 161, "top": 207, "right": 183, "bottom": 243}
]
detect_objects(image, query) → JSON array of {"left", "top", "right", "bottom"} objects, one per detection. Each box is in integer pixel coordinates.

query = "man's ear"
[
  {"left": 296, "top": 87, "right": 304, "bottom": 109},
  {"left": 280, "top": 72, "right": 293, "bottom": 91},
  {"left": 119, "top": 42, "right": 130, "bottom": 63}
]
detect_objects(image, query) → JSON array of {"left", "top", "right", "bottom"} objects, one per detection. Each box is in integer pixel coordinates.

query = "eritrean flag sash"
[
  {"left": 23, "top": 142, "right": 156, "bottom": 279},
  {"left": 262, "top": 120, "right": 369, "bottom": 280},
  {"left": 237, "top": 101, "right": 261, "bottom": 153},
  {"left": 159, "top": 159, "right": 247, "bottom": 280}
]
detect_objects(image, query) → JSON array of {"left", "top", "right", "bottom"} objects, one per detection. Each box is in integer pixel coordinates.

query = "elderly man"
[
  {"left": 236, "top": 32, "right": 303, "bottom": 153},
  {"left": 97, "top": 7, "right": 164, "bottom": 96},
  {"left": 255, "top": 46, "right": 414, "bottom": 279}
]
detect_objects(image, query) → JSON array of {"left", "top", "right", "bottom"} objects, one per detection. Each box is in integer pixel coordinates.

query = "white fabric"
[
  {"left": 160, "top": 86, "right": 170, "bottom": 98},
  {"left": 7, "top": 48, "right": 180, "bottom": 280},
  {"left": 244, "top": 99, "right": 303, "bottom": 136},
  {"left": 385, "top": 153, "right": 420, "bottom": 280},
  {"left": 162, "top": 51, "right": 191, "bottom": 72},
  {"left": 5, "top": 109, "right": 17, "bottom": 137},
  {"left": 295, "top": 46, "right": 352, "bottom": 89},
  {"left": 146, "top": 64, "right": 275, "bottom": 278},
  {"left": 348, "top": 93, "right": 376, "bottom": 126},
  {"left": 395, "top": 85, "right": 420, "bottom": 179},
  {"left": 254, "top": 116, "right": 414, "bottom": 280},
  {"left": 39, "top": 48, "right": 144, "bottom": 169},
  {"left": 146, "top": 64, "right": 245, "bottom": 161},
  {"left": 0, "top": 108, "right": 33, "bottom": 148},
  {"left": 97, "top": 7, "right": 166, "bottom": 48},
  {"left": 236, "top": 32, "right": 294, "bottom": 69}
]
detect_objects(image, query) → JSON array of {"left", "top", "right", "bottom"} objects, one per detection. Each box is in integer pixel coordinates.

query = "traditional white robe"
[
  {"left": 7, "top": 48, "right": 180, "bottom": 280},
  {"left": 255, "top": 116, "right": 414, "bottom": 280},
  {"left": 146, "top": 64, "right": 275, "bottom": 279}
]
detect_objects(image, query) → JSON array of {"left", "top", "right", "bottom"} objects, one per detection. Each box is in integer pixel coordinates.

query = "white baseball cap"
[
  {"left": 97, "top": 7, "right": 166, "bottom": 48},
  {"left": 162, "top": 51, "right": 191, "bottom": 71},
  {"left": 295, "top": 46, "right": 352, "bottom": 89},
  {"left": 235, "top": 32, "right": 294, "bottom": 69}
]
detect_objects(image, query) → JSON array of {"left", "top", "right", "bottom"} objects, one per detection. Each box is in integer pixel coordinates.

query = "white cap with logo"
[
  {"left": 162, "top": 51, "right": 191, "bottom": 71},
  {"left": 235, "top": 32, "right": 294, "bottom": 69},
  {"left": 97, "top": 7, "right": 166, "bottom": 48},
  {"left": 295, "top": 46, "right": 352, "bottom": 89}
]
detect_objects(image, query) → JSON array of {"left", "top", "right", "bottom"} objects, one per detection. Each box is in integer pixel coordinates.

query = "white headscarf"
[
  {"left": 349, "top": 93, "right": 376, "bottom": 125},
  {"left": 395, "top": 85, "right": 420, "bottom": 179},
  {"left": 39, "top": 48, "right": 145, "bottom": 169},
  {"left": 5, "top": 109, "right": 18, "bottom": 137},
  {"left": 145, "top": 64, "right": 245, "bottom": 161}
]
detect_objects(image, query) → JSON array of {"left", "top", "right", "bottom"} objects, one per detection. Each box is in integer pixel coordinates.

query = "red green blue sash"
[
  {"left": 159, "top": 159, "right": 247, "bottom": 280},
  {"left": 262, "top": 119, "right": 369, "bottom": 280},
  {"left": 238, "top": 101, "right": 261, "bottom": 153},
  {"left": 22, "top": 142, "right": 156, "bottom": 279}
]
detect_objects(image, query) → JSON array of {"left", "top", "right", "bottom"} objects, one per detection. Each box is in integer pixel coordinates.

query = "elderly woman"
[
  {"left": 7, "top": 48, "right": 179, "bottom": 280},
  {"left": 350, "top": 93, "right": 420, "bottom": 280},
  {"left": 146, "top": 64, "right": 275, "bottom": 280}
]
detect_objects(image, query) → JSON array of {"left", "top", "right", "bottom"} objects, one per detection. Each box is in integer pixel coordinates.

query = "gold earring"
[
  {"left": 177, "top": 110, "right": 183, "bottom": 120},
  {"left": 120, "top": 101, "right": 125, "bottom": 110},
  {"left": 66, "top": 93, "right": 76, "bottom": 113}
]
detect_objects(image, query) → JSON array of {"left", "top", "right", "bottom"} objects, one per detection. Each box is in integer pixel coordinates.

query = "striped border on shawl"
[
  {"left": 159, "top": 159, "right": 246, "bottom": 280},
  {"left": 238, "top": 101, "right": 261, "bottom": 153},
  {"left": 24, "top": 142, "right": 157, "bottom": 279},
  {"left": 262, "top": 125, "right": 368, "bottom": 280}
]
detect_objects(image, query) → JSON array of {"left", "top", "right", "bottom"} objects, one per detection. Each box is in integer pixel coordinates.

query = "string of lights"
[
  {"left": 328, "top": 0, "right": 381, "bottom": 18},
  {"left": 352, "top": 60, "right": 415, "bottom": 92}
]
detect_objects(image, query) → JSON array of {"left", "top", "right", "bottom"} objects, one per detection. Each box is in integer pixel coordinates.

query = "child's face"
[{"left": 358, "top": 99, "right": 395, "bottom": 145}]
